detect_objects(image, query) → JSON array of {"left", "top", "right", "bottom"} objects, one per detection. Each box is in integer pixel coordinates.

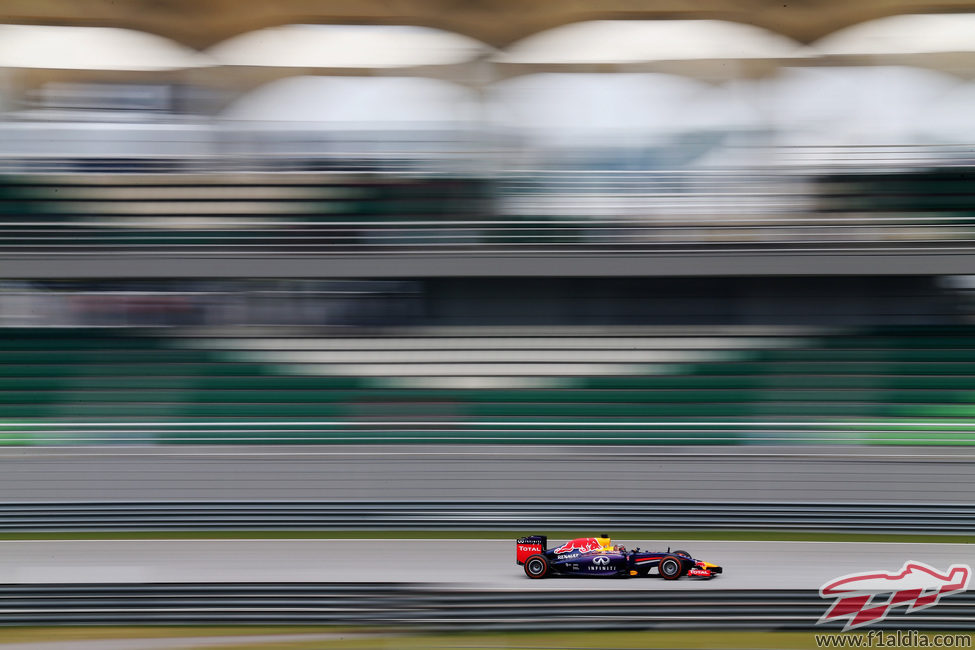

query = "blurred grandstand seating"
[
  {"left": 0, "top": 158, "right": 974, "bottom": 254},
  {"left": 3, "top": 326, "right": 975, "bottom": 445},
  {"left": 3, "top": 3, "right": 975, "bottom": 453}
]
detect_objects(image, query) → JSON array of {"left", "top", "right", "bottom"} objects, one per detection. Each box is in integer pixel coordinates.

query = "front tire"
[
  {"left": 524, "top": 554, "right": 550, "bottom": 579},
  {"left": 658, "top": 555, "right": 683, "bottom": 580}
]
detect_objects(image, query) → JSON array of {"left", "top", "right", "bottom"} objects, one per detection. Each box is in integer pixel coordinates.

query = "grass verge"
[{"left": 3, "top": 629, "right": 973, "bottom": 650}]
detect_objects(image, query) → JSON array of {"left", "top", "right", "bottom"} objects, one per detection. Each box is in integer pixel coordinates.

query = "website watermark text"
[{"left": 816, "top": 630, "right": 972, "bottom": 648}]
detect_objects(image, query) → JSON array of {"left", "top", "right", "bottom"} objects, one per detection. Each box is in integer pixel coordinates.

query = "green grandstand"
[{"left": 2, "top": 326, "right": 975, "bottom": 445}]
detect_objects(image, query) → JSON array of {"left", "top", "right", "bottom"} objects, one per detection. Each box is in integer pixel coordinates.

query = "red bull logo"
[
  {"left": 818, "top": 561, "right": 971, "bottom": 631},
  {"left": 553, "top": 537, "right": 603, "bottom": 554}
]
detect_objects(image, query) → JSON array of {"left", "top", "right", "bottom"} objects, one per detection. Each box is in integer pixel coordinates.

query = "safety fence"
[
  {"left": 0, "top": 585, "right": 973, "bottom": 629},
  {"left": 2, "top": 501, "right": 974, "bottom": 534}
]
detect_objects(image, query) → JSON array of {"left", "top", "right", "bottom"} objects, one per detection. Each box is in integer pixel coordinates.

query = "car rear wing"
[{"left": 516, "top": 535, "right": 547, "bottom": 565}]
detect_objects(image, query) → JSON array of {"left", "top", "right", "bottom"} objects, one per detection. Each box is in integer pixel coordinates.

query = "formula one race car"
[{"left": 516, "top": 535, "right": 722, "bottom": 580}]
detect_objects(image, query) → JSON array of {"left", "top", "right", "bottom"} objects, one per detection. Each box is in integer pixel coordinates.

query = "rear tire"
[
  {"left": 524, "top": 554, "right": 550, "bottom": 579},
  {"left": 658, "top": 555, "right": 683, "bottom": 580}
]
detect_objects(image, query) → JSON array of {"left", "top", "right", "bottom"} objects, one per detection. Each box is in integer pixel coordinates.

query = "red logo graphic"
[
  {"left": 818, "top": 561, "right": 971, "bottom": 631},
  {"left": 553, "top": 537, "right": 602, "bottom": 554}
]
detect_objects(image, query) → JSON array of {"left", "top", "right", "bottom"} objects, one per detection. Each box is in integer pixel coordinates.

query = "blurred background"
[
  {"left": 3, "top": 4, "right": 975, "bottom": 445},
  {"left": 3, "top": 0, "right": 975, "bottom": 642}
]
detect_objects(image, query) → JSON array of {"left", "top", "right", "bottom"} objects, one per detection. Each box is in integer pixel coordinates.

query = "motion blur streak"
[{"left": 0, "top": 446, "right": 971, "bottom": 503}]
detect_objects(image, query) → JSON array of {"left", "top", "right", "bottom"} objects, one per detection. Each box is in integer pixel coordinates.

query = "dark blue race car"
[{"left": 516, "top": 535, "right": 722, "bottom": 580}]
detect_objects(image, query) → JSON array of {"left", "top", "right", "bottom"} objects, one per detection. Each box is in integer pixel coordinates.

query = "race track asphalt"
[{"left": 2, "top": 539, "right": 973, "bottom": 590}]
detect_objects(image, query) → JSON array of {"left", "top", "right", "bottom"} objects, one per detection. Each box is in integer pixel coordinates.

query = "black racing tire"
[
  {"left": 524, "top": 554, "right": 550, "bottom": 579},
  {"left": 658, "top": 555, "right": 683, "bottom": 580}
]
